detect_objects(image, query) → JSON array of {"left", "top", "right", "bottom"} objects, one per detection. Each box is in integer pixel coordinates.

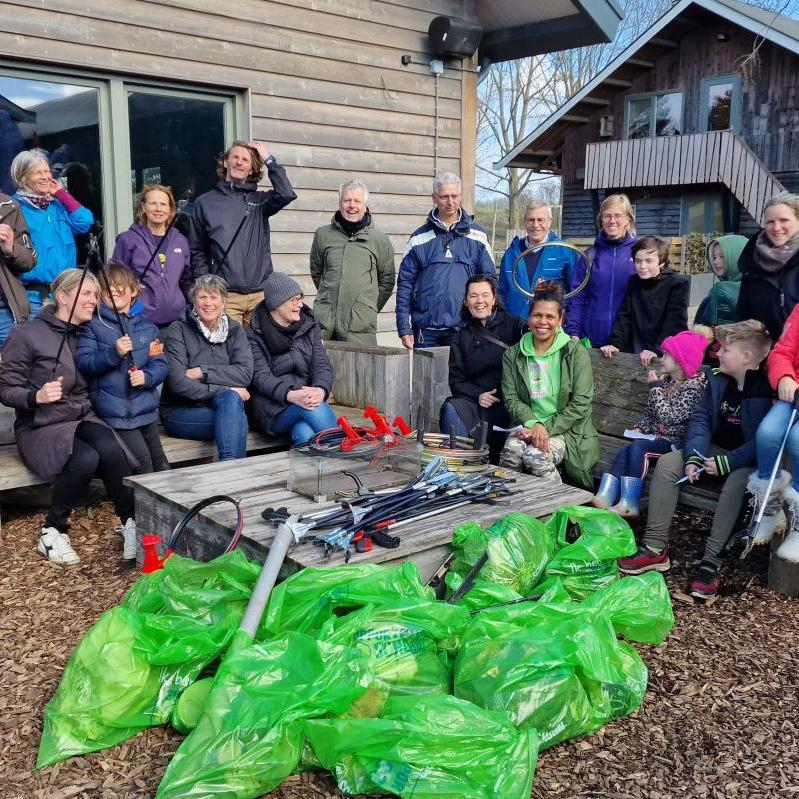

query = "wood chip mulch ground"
[{"left": 1, "top": 502, "right": 798, "bottom": 799}]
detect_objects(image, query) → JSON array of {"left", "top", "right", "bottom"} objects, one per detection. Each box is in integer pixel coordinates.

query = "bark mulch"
[{"left": 0, "top": 503, "right": 797, "bottom": 799}]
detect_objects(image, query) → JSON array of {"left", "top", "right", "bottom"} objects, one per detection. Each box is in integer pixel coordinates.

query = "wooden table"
[{"left": 126, "top": 452, "right": 592, "bottom": 582}]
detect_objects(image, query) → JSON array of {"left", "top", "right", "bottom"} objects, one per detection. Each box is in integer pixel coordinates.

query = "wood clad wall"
[{"left": 0, "top": 0, "right": 472, "bottom": 338}]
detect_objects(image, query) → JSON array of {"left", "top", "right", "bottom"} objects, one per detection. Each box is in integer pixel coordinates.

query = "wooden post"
[{"left": 768, "top": 530, "right": 799, "bottom": 597}]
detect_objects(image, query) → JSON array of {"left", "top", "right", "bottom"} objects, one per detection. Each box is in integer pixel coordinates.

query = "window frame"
[
  {"left": 680, "top": 193, "right": 724, "bottom": 235},
  {"left": 623, "top": 88, "right": 684, "bottom": 140},
  {"left": 699, "top": 74, "right": 742, "bottom": 133},
  {"left": 0, "top": 60, "right": 246, "bottom": 245}
]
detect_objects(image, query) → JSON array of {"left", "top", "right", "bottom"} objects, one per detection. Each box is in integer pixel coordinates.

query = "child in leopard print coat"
[{"left": 592, "top": 330, "right": 709, "bottom": 516}]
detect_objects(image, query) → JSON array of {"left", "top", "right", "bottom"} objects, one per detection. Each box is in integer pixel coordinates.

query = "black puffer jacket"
[
  {"left": 160, "top": 309, "right": 254, "bottom": 417},
  {"left": 448, "top": 308, "right": 524, "bottom": 401},
  {"left": 736, "top": 232, "right": 799, "bottom": 340},
  {"left": 609, "top": 267, "right": 689, "bottom": 353},
  {"left": 247, "top": 304, "right": 334, "bottom": 435},
  {"left": 188, "top": 161, "right": 296, "bottom": 293}
]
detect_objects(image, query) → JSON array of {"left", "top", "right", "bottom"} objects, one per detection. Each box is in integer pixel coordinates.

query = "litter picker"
[{"left": 739, "top": 388, "right": 799, "bottom": 559}]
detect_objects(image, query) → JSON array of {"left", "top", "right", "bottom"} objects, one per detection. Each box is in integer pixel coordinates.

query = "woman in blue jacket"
[
  {"left": 576, "top": 194, "right": 638, "bottom": 347},
  {"left": 76, "top": 263, "right": 170, "bottom": 473},
  {"left": 10, "top": 149, "right": 94, "bottom": 317}
]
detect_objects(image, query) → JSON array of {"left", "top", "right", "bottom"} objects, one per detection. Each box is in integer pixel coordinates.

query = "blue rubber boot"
[
  {"left": 591, "top": 472, "right": 620, "bottom": 508},
  {"left": 612, "top": 476, "right": 644, "bottom": 517}
]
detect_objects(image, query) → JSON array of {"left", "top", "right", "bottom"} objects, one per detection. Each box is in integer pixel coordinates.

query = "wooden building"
[
  {"left": 0, "top": 0, "right": 619, "bottom": 339},
  {"left": 496, "top": 0, "right": 799, "bottom": 239}
]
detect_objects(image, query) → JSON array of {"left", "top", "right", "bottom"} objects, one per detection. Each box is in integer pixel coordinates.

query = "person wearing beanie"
[
  {"left": 592, "top": 329, "right": 710, "bottom": 516},
  {"left": 247, "top": 272, "right": 336, "bottom": 443}
]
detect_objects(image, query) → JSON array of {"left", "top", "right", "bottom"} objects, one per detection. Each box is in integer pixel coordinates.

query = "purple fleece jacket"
[
  {"left": 111, "top": 223, "right": 192, "bottom": 326},
  {"left": 577, "top": 231, "right": 638, "bottom": 347}
]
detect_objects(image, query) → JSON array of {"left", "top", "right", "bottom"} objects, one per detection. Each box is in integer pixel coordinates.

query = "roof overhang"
[
  {"left": 494, "top": 0, "right": 799, "bottom": 170},
  {"left": 473, "top": 0, "right": 623, "bottom": 63}
]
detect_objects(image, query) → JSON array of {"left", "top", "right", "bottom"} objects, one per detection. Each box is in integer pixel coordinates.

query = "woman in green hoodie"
[
  {"left": 693, "top": 234, "right": 748, "bottom": 327},
  {"left": 499, "top": 281, "right": 599, "bottom": 489}
]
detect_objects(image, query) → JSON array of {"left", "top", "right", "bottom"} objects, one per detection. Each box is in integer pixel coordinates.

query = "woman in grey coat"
[
  {"left": 161, "top": 275, "right": 253, "bottom": 460},
  {"left": 0, "top": 269, "right": 138, "bottom": 565},
  {"left": 248, "top": 272, "right": 335, "bottom": 443}
]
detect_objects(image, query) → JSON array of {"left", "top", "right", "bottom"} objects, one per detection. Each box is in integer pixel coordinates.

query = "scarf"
[
  {"left": 753, "top": 230, "right": 799, "bottom": 273},
  {"left": 260, "top": 311, "right": 303, "bottom": 356},
  {"left": 16, "top": 188, "right": 53, "bottom": 210},
  {"left": 190, "top": 308, "right": 229, "bottom": 343},
  {"left": 335, "top": 209, "right": 371, "bottom": 236}
]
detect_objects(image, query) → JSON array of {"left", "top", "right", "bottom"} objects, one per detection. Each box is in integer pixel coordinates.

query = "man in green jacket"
[{"left": 310, "top": 178, "right": 395, "bottom": 345}]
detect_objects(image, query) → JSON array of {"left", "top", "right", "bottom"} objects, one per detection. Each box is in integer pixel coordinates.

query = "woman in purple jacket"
[
  {"left": 576, "top": 194, "right": 638, "bottom": 347},
  {"left": 111, "top": 184, "right": 191, "bottom": 332}
]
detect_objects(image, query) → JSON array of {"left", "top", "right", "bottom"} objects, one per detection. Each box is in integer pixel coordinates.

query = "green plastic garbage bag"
[
  {"left": 156, "top": 632, "right": 373, "bottom": 799},
  {"left": 318, "top": 598, "right": 470, "bottom": 703},
  {"left": 258, "top": 561, "right": 432, "bottom": 639},
  {"left": 36, "top": 551, "right": 259, "bottom": 769},
  {"left": 454, "top": 596, "right": 648, "bottom": 749},
  {"left": 539, "top": 505, "right": 637, "bottom": 599},
  {"left": 582, "top": 571, "right": 674, "bottom": 644},
  {"left": 305, "top": 694, "right": 538, "bottom": 799},
  {"left": 446, "top": 512, "right": 555, "bottom": 608}
]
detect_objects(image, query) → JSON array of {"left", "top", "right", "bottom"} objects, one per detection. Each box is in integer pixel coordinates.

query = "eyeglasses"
[{"left": 289, "top": 294, "right": 304, "bottom": 304}]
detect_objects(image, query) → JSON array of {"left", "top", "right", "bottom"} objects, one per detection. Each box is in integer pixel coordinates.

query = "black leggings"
[
  {"left": 117, "top": 421, "right": 170, "bottom": 473},
  {"left": 45, "top": 421, "right": 135, "bottom": 533}
]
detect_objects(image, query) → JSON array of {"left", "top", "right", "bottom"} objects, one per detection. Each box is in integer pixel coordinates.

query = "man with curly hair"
[{"left": 188, "top": 140, "right": 296, "bottom": 325}]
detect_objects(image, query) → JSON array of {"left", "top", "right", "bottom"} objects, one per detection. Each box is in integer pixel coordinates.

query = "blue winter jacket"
[
  {"left": 13, "top": 192, "right": 93, "bottom": 287},
  {"left": 577, "top": 232, "right": 637, "bottom": 347},
  {"left": 683, "top": 366, "right": 773, "bottom": 477},
  {"left": 395, "top": 209, "right": 496, "bottom": 335},
  {"left": 75, "top": 302, "right": 168, "bottom": 429},
  {"left": 498, "top": 231, "right": 584, "bottom": 332}
]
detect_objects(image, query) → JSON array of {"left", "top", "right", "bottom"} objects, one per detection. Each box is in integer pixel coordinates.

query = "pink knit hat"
[{"left": 660, "top": 331, "right": 708, "bottom": 378}]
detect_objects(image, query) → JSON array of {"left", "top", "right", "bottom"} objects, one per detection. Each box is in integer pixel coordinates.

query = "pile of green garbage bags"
[{"left": 37, "top": 506, "right": 674, "bottom": 799}]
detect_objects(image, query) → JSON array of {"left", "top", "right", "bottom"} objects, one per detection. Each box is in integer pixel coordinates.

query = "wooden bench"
[{"left": 589, "top": 349, "right": 723, "bottom": 511}]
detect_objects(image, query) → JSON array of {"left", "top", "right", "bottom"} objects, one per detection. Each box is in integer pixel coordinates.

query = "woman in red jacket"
[{"left": 749, "top": 303, "right": 799, "bottom": 562}]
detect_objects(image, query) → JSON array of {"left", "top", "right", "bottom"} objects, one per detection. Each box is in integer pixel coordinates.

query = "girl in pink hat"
[{"left": 593, "top": 329, "right": 710, "bottom": 515}]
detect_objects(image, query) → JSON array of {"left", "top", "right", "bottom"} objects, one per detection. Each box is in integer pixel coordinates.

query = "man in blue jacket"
[
  {"left": 498, "top": 201, "right": 583, "bottom": 332},
  {"left": 396, "top": 173, "right": 496, "bottom": 349}
]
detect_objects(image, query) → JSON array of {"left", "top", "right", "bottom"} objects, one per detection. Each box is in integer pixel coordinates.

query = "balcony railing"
[{"left": 584, "top": 130, "right": 784, "bottom": 222}]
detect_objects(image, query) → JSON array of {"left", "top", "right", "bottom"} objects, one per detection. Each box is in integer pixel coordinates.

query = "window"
[
  {"left": 0, "top": 65, "right": 241, "bottom": 258},
  {"left": 700, "top": 75, "right": 742, "bottom": 132},
  {"left": 682, "top": 195, "right": 724, "bottom": 234},
  {"left": 625, "top": 91, "right": 683, "bottom": 139}
]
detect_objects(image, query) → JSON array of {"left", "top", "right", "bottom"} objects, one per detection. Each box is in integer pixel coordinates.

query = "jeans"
[
  {"left": 756, "top": 400, "right": 799, "bottom": 489},
  {"left": 163, "top": 390, "right": 248, "bottom": 461},
  {"left": 271, "top": 401, "right": 337, "bottom": 444},
  {"left": 117, "top": 421, "right": 170, "bottom": 473},
  {"left": 610, "top": 438, "right": 674, "bottom": 480},
  {"left": 413, "top": 326, "right": 457, "bottom": 348},
  {"left": 46, "top": 421, "right": 135, "bottom": 532},
  {"left": 0, "top": 306, "right": 14, "bottom": 345},
  {"left": 439, "top": 399, "right": 470, "bottom": 438}
]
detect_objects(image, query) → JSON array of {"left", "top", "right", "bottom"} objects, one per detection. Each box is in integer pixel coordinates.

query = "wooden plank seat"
[{"left": 589, "top": 349, "right": 723, "bottom": 511}]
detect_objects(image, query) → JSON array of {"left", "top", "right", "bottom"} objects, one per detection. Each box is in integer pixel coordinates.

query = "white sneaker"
[
  {"left": 38, "top": 526, "right": 80, "bottom": 565},
  {"left": 115, "top": 518, "right": 137, "bottom": 560},
  {"left": 776, "top": 530, "right": 799, "bottom": 562}
]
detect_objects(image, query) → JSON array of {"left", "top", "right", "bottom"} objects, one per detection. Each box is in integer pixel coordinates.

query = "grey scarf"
[
  {"left": 753, "top": 230, "right": 799, "bottom": 273},
  {"left": 191, "top": 308, "right": 229, "bottom": 343}
]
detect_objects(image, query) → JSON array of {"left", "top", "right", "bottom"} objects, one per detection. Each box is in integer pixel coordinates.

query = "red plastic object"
[
  {"left": 363, "top": 406, "right": 394, "bottom": 437},
  {"left": 141, "top": 533, "right": 173, "bottom": 573},
  {"left": 392, "top": 416, "right": 412, "bottom": 435},
  {"left": 337, "top": 415, "right": 364, "bottom": 452}
]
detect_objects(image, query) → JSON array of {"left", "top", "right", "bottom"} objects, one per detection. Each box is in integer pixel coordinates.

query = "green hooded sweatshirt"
[
  {"left": 501, "top": 330, "right": 600, "bottom": 489},
  {"left": 694, "top": 234, "right": 748, "bottom": 326},
  {"left": 519, "top": 328, "right": 570, "bottom": 426}
]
